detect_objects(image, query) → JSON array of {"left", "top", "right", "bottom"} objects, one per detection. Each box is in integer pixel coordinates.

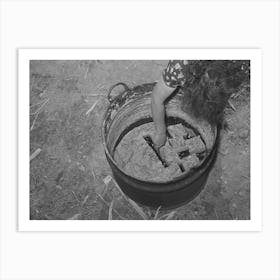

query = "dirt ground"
[{"left": 29, "top": 60, "right": 250, "bottom": 220}]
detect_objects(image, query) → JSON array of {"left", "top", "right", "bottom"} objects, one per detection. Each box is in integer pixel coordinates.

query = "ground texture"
[{"left": 30, "top": 60, "right": 250, "bottom": 220}]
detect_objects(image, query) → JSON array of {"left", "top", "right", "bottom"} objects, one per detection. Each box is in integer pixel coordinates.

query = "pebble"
[
  {"left": 220, "top": 148, "right": 229, "bottom": 155},
  {"left": 239, "top": 128, "right": 249, "bottom": 139},
  {"left": 77, "top": 163, "right": 85, "bottom": 172},
  {"left": 238, "top": 190, "right": 246, "bottom": 197}
]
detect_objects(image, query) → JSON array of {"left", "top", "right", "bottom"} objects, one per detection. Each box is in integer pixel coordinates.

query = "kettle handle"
[{"left": 107, "top": 82, "right": 131, "bottom": 103}]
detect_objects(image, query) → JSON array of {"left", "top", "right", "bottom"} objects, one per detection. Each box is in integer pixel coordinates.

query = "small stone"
[
  {"left": 103, "top": 175, "right": 112, "bottom": 186},
  {"left": 219, "top": 148, "right": 229, "bottom": 155},
  {"left": 77, "top": 164, "right": 85, "bottom": 172},
  {"left": 238, "top": 190, "right": 246, "bottom": 196},
  {"left": 239, "top": 128, "right": 249, "bottom": 139}
]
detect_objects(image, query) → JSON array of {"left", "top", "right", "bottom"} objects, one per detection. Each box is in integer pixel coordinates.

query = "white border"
[{"left": 18, "top": 49, "right": 262, "bottom": 232}]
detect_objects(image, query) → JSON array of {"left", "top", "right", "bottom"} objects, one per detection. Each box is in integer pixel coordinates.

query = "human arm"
[
  {"left": 152, "top": 60, "right": 189, "bottom": 147},
  {"left": 151, "top": 74, "right": 175, "bottom": 147}
]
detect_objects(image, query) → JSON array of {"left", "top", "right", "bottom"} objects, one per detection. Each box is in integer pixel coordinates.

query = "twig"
[
  {"left": 30, "top": 99, "right": 49, "bottom": 131},
  {"left": 231, "top": 92, "right": 240, "bottom": 99},
  {"left": 127, "top": 199, "right": 148, "bottom": 220},
  {"left": 160, "top": 211, "right": 177, "bottom": 220},
  {"left": 96, "top": 193, "right": 125, "bottom": 220},
  {"left": 108, "top": 200, "right": 114, "bottom": 220},
  {"left": 146, "top": 207, "right": 152, "bottom": 217},
  {"left": 30, "top": 99, "right": 47, "bottom": 108},
  {"left": 84, "top": 64, "right": 90, "bottom": 80},
  {"left": 91, "top": 169, "right": 96, "bottom": 180},
  {"left": 68, "top": 213, "right": 81, "bottom": 220},
  {"left": 31, "top": 98, "right": 49, "bottom": 115},
  {"left": 30, "top": 113, "right": 40, "bottom": 131},
  {"left": 218, "top": 150, "right": 226, "bottom": 156},
  {"left": 153, "top": 206, "right": 162, "bottom": 220},
  {"left": 30, "top": 148, "right": 42, "bottom": 161},
  {"left": 30, "top": 74, "right": 35, "bottom": 93},
  {"left": 94, "top": 83, "right": 105, "bottom": 90},
  {"left": 71, "top": 191, "right": 80, "bottom": 204},
  {"left": 64, "top": 77, "right": 76, "bottom": 81},
  {"left": 85, "top": 98, "right": 100, "bottom": 115},
  {"left": 81, "top": 195, "right": 89, "bottom": 206},
  {"left": 214, "top": 209, "right": 219, "bottom": 219},
  {"left": 227, "top": 100, "right": 236, "bottom": 111},
  {"left": 88, "top": 94, "right": 106, "bottom": 97}
]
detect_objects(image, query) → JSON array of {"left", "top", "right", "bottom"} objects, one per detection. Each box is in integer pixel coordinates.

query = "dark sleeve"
[{"left": 162, "top": 60, "right": 188, "bottom": 88}]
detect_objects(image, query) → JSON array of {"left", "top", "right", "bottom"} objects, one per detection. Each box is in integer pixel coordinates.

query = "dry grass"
[
  {"left": 30, "top": 148, "right": 42, "bottom": 161},
  {"left": 85, "top": 98, "right": 101, "bottom": 115},
  {"left": 108, "top": 200, "right": 114, "bottom": 220}
]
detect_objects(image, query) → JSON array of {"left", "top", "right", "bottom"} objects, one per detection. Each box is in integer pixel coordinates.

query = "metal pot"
[{"left": 102, "top": 82, "right": 219, "bottom": 209}]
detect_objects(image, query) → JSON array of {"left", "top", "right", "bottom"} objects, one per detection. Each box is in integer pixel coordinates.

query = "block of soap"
[
  {"left": 176, "top": 135, "right": 205, "bottom": 154},
  {"left": 161, "top": 142, "right": 177, "bottom": 164},
  {"left": 181, "top": 154, "right": 200, "bottom": 173}
]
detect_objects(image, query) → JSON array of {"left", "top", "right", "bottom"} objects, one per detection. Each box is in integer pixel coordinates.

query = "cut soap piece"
[
  {"left": 167, "top": 123, "right": 186, "bottom": 149},
  {"left": 176, "top": 135, "right": 206, "bottom": 154},
  {"left": 181, "top": 154, "right": 200, "bottom": 173}
]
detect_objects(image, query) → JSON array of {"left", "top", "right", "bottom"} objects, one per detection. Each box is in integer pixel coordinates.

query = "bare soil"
[{"left": 30, "top": 60, "right": 250, "bottom": 220}]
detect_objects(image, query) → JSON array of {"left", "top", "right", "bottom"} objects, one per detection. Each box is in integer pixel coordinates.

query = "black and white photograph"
[
  {"left": 2, "top": 0, "right": 280, "bottom": 279},
  {"left": 26, "top": 55, "right": 252, "bottom": 223}
]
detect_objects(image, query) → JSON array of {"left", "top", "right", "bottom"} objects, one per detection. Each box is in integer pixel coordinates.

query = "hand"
[{"left": 153, "top": 130, "right": 167, "bottom": 149}]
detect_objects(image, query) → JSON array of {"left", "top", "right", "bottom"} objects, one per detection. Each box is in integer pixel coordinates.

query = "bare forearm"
[
  {"left": 151, "top": 76, "right": 175, "bottom": 147},
  {"left": 152, "top": 83, "right": 166, "bottom": 134}
]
